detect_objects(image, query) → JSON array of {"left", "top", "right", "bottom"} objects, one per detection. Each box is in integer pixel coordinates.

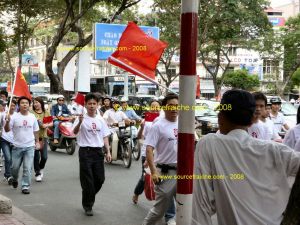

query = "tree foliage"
[
  {"left": 144, "top": 0, "right": 180, "bottom": 88},
  {"left": 223, "top": 70, "right": 260, "bottom": 91},
  {"left": 44, "top": 0, "right": 141, "bottom": 94},
  {"left": 199, "top": 0, "right": 272, "bottom": 96}
]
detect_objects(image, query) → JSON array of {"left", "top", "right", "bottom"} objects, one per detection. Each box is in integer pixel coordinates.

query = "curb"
[{"left": 0, "top": 194, "right": 12, "bottom": 214}]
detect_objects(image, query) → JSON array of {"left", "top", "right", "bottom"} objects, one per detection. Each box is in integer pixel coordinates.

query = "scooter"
[
  {"left": 47, "top": 116, "right": 77, "bottom": 155},
  {"left": 109, "top": 121, "right": 132, "bottom": 168}
]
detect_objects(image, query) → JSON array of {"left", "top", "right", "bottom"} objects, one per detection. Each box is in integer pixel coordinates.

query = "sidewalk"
[{"left": 0, "top": 206, "right": 46, "bottom": 225}]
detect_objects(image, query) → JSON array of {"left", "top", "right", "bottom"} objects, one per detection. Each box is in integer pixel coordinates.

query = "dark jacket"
[{"left": 51, "top": 104, "right": 70, "bottom": 116}]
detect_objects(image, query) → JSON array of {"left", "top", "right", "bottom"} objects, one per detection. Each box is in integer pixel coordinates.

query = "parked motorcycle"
[
  {"left": 47, "top": 116, "right": 76, "bottom": 155},
  {"left": 109, "top": 121, "right": 132, "bottom": 168}
]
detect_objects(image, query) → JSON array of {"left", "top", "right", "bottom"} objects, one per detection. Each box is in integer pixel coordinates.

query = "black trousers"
[
  {"left": 134, "top": 156, "right": 146, "bottom": 196},
  {"left": 79, "top": 147, "right": 105, "bottom": 210}
]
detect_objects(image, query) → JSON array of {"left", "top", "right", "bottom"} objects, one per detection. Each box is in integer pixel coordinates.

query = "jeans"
[
  {"left": 53, "top": 120, "right": 60, "bottom": 139},
  {"left": 79, "top": 147, "right": 105, "bottom": 210},
  {"left": 11, "top": 146, "right": 35, "bottom": 189},
  {"left": 143, "top": 170, "right": 177, "bottom": 225},
  {"left": 1, "top": 138, "right": 13, "bottom": 178},
  {"left": 165, "top": 198, "right": 176, "bottom": 222},
  {"left": 135, "top": 157, "right": 176, "bottom": 222},
  {"left": 34, "top": 138, "right": 48, "bottom": 176}
]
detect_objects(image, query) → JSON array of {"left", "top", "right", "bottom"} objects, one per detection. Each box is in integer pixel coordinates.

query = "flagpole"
[
  {"left": 177, "top": 1, "right": 199, "bottom": 225},
  {"left": 109, "top": 56, "right": 178, "bottom": 95},
  {"left": 7, "top": 66, "right": 18, "bottom": 114}
]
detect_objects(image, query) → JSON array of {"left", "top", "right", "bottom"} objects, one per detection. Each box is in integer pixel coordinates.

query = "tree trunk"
[{"left": 281, "top": 168, "right": 300, "bottom": 225}]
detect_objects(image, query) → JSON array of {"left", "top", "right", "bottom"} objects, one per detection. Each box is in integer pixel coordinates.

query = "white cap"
[
  {"left": 57, "top": 95, "right": 65, "bottom": 100},
  {"left": 121, "top": 97, "right": 128, "bottom": 102}
]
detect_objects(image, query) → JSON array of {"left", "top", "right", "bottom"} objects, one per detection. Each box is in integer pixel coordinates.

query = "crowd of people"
[{"left": 0, "top": 89, "right": 299, "bottom": 225}]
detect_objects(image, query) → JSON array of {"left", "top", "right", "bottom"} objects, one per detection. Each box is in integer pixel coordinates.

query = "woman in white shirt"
[
  {"left": 132, "top": 100, "right": 161, "bottom": 204},
  {"left": 283, "top": 106, "right": 300, "bottom": 149}
]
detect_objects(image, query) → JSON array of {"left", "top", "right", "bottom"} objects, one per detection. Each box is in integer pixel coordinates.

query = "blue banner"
[
  {"left": 31, "top": 74, "right": 39, "bottom": 84},
  {"left": 94, "top": 23, "right": 160, "bottom": 60}
]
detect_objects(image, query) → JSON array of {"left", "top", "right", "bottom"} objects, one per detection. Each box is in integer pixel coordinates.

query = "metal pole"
[
  {"left": 75, "top": 0, "right": 82, "bottom": 92},
  {"left": 176, "top": 0, "right": 199, "bottom": 225},
  {"left": 124, "top": 73, "right": 129, "bottom": 98}
]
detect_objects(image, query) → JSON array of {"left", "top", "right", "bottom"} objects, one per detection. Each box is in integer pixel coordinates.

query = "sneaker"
[
  {"left": 22, "top": 188, "right": 30, "bottom": 194},
  {"left": 7, "top": 177, "right": 13, "bottom": 185},
  {"left": 85, "top": 209, "right": 93, "bottom": 216},
  {"left": 12, "top": 180, "right": 18, "bottom": 189},
  {"left": 40, "top": 169, "right": 44, "bottom": 179},
  {"left": 167, "top": 218, "right": 176, "bottom": 225},
  {"left": 35, "top": 175, "right": 42, "bottom": 182}
]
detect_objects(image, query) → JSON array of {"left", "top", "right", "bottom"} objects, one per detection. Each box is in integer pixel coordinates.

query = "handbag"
[{"left": 144, "top": 173, "right": 156, "bottom": 201}]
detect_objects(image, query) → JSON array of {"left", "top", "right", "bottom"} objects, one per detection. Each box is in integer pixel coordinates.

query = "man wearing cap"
[
  {"left": 102, "top": 99, "right": 131, "bottom": 128},
  {"left": 192, "top": 90, "right": 300, "bottom": 225},
  {"left": 270, "top": 97, "right": 289, "bottom": 137},
  {"left": 260, "top": 100, "right": 281, "bottom": 141},
  {"left": 51, "top": 96, "right": 71, "bottom": 144}
]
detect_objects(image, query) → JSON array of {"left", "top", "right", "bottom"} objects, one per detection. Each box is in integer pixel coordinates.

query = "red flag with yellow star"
[
  {"left": 13, "top": 67, "right": 31, "bottom": 99},
  {"left": 108, "top": 22, "right": 167, "bottom": 80}
]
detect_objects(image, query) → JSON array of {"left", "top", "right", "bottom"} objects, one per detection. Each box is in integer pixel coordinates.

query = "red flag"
[
  {"left": 108, "top": 22, "right": 167, "bottom": 80},
  {"left": 75, "top": 93, "right": 85, "bottom": 106},
  {"left": 13, "top": 67, "right": 31, "bottom": 99}
]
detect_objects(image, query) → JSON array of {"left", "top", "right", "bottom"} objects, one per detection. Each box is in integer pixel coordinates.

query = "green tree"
[
  {"left": 45, "top": 0, "right": 142, "bottom": 94},
  {"left": 280, "top": 14, "right": 300, "bottom": 95},
  {"left": 149, "top": 0, "right": 180, "bottom": 88},
  {"left": 223, "top": 70, "right": 260, "bottom": 91},
  {"left": 0, "top": 0, "right": 60, "bottom": 68},
  {"left": 198, "top": 0, "right": 272, "bottom": 96}
]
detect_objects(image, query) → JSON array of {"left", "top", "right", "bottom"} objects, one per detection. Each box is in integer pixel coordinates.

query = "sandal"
[{"left": 132, "top": 195, "right": 138, "bottom": 204}]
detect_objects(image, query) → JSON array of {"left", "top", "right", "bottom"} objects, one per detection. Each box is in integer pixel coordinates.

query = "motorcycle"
[
  {"left": 109, "top": 121, "right": 132, "bottom": 168},
  {"left": 129, "top": 122, "right": 141, "bottom": 161},
  {"left": 47, "top": 116, "right": 77, "bottom": 155}
]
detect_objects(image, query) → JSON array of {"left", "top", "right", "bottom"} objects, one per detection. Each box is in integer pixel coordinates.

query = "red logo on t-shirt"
[
  {"left": 23, "top": 120, "right": 27, "bottom": 126},
  {"left": 251, "top": 132, "right": 258, "bottom": 138},
  {"left": 173, "top": 129, "right": 178, "bottom": 138},
  {"left": 92, "top": 123, "right": 96, "bottom": 130}
]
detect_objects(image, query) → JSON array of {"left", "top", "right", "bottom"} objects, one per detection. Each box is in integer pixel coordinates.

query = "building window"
[
  {"left": 263, "top": 59, "right": 279, "bottom": 75},
  {"left": 205, "top": 66, "right": 215, "bottom": 78},
  {"left": 167, "top": 68, "right": 176, "bottom": 76},
  {"left": 228, "top": 47, "right": 237, "bottom": 56}
]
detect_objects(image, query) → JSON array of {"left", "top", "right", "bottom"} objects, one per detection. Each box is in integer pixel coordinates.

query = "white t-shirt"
[
  {"left": 73, "top": 114, "right": 110, "bottom": 148},
  {"left": 247, "top": 120, "right": 270, "bottom": 140},
  {"left": 141, "top": 121, "right": 153, "bottom": 157},
  {"left": 2, "top": 112, "right": 16, "bottom": 143},
  {"left": 270, "top": 112, "right": 286, "bottom": 135},
  {"left": 144, "top": 118, "right": 178, "bottom": 164},
  {"left": 283, "top": 123, "right": 300, "bottom": 149},
  {"left": 10, "top": 112, "right": 39, "bottom": 148},
  {"left": 262, "top": 118, "right": 281, "bottom": 140},
  {"left": 103, "top": 109, "right": 128, "bottom": 126}
]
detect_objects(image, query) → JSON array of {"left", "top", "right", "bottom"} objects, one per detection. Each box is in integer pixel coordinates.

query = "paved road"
[{"left": 0, "top": 146, "right": 153, "bottom": 225}]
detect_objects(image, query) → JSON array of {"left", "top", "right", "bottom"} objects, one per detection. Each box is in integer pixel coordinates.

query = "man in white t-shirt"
[
  {"left": 4, "top": 96, "right": 40, "bottom": 194},
  {"left": 270, "top": 97, "right": 289, "bottom": 136},
  {"left": 73, "top": 93, "right": 111, "bottom": 216},
  {"left": 103, "top": 99, "right": 131, "bottom": 126},
  {"left": 261, "top": 102, "right": 281, "bottom": 141},
  {"left": 192, "top": 90, "right": 300, "bottom": 225},
  {"left": 143, "top": 93, "right": 178, "bottom": 225},
  {"left": 247, "top": 92, "right": 270, "bottom": 140}
]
